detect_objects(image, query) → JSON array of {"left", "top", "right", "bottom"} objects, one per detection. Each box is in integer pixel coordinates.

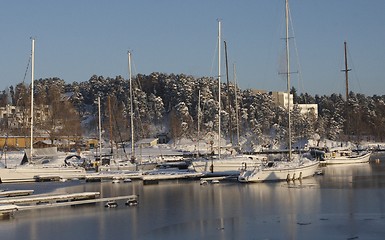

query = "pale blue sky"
[{"left": 1, "top": 0, "right": 384, "bottom": 96}]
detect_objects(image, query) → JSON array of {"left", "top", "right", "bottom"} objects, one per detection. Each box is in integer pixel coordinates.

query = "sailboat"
[
  {"left": 0, "top": 38, "right": 86, "bottom": 183},
  {"left": 98, "top": 51, "right": 157, "bottom": 172},
  {"left": 191, "top": 20, "right": 262, "bottom": 175},
  {"left": 238, "top": 0, "right": 319, "bottom": 183},
  {"left": 310, "top": 42, "right": 371, "bottom": 165}
]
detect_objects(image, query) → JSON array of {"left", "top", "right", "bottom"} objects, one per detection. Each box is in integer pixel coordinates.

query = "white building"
[
  {"left": 298, "top": 104, "right": 318, "bottom": 119},
  {"left": 270, "top": 91, "right": 318, "bottom": 118},
  {"left": 0, "top": 104, "right": 50, "bottom": 128},
  {"left": 270, "top": 91, "right": 294, "bottom": 110}
]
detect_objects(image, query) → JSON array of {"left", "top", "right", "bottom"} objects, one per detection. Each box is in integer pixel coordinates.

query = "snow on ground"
[
  {"left": 0, "top": 150, "right": 24, "bottom": 168},
  {"left": 1, "top": 136, "right": 385, "bottom": 168}
]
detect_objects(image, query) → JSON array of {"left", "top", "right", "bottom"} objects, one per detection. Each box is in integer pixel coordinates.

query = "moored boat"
[
  {"left": 238, "top": 157, "right": 319, "bottom": 183},
  {"left": 191, "top": 154, "right": 262, "bottom": 175},
  {"left": 238, "top": 0, "right": 320, "bottom": 183},
  {"left": 321, "top": 149, "right": 371, "bottom": 165}
]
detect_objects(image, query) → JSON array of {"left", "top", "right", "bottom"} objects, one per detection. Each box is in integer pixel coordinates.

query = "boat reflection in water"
[
  {"left": 130, "top": 177, "right": 322, "bottom": 239},
  {"left": 320, "top": 162, "right": 373, "bottom": 189},
  {"left": 1, "top": 155, "right": 384, "bottom": 240}
]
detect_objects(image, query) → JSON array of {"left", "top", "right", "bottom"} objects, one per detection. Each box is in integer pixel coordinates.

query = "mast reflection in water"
[{"left": 1, "top": 154, "right": 385, "bottom": 240}]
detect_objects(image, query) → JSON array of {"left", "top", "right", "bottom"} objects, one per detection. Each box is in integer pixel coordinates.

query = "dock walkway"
[
  {"left": 0, "top": 192, "right": 101, "bottom": 205},
  {"left": 0, "top": 192, "right": 138, "bottom": 216},
  {"left": 0, "top": 190, "right": 34, "bottom": 197}
]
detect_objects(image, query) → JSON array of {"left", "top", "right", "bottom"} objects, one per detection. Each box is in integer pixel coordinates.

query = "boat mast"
[
  {"left": 285, "top": 0, "right": 292, "bottom": 160},
  {"left": 217, "top": 20, "right": 221, "bottom": 159},
  {"left": 30, "top": 38, "right": 35, "bottom": 161},
  {"left": 128, "top": 51, "right": 135, "bottom": 162},
  {"left": 342, "top": 41, "right": 351, "bottom": 101},
  {"left": 224, "top": 40, "right": 232, "bottom": 144},
  {"left": 197, "top": 89, "right": 201, "bottom": 155},
  {"left": 98, "top": 96, "right": 102, "bottom": 162},
  {"left": 233, "top": 63, "right": 240, "bottom": 149},
  {"left": 108, "top": 96, "right": 114, "bottom": 154}
]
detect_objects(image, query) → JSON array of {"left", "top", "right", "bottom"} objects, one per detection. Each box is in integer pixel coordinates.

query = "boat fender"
[{"left": 242, "top": 162, "right": 247, "bottom": 170}]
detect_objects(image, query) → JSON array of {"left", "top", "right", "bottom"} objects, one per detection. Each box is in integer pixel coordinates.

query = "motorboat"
[
  {"left": 105, "top": 200, "right": 118, "bottom": 208},
  {"left": 238, "top": 156, "right": 319, "bottom": 183},
  {"left": 311, "top": 147, "right": 371, "bottom": 165}
]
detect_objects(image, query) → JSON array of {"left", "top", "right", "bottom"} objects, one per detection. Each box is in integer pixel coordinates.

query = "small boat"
[
  {"left": 123, "top": 178, "right": 132, "bottom": 183},
  {"left": 212, "top": 180, "right": 220, "bottom": 184},
  {"left": 105, "top": 201, "right": 118, "bottom": 208},
  {"left": 323, "top": 149, "right": 371, "bottom": 165},
  {"left": 200, "top": 180, "right": 208, "bottom": 185},
  {"left": 125, "top": 199, "right": 138, "bottom": 206},
  {"left": 112, "top": 179, "right": 120, "bottom": 183}
]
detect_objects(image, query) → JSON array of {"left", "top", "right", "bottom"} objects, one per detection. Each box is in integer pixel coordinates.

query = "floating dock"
[
  {"left": 0, "top": 192, "right": 138, "bottom": 217},
  {"left": 0, "top": 192, "right": 101, "bottom": 205},
  {"left": 141, "top": 172, "right": 203, "bottom": 184},
  {"left": 85, "top": 172, "right": 142, "bottom": 182},
  {"left": 0, "top": 190, "right": 34, "bottom": 197}
]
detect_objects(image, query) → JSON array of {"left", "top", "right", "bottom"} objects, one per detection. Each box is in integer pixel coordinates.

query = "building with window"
[{"left": 269, "top": 91, "right": 318, "bottom": 118}]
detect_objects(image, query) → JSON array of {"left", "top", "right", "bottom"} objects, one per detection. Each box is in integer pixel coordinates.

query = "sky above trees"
[{"left": 1, "top": 0, "right": 385, "bottom": 96}]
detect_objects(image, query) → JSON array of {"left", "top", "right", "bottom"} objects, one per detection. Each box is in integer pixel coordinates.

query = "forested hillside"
[{"left": 1, "top": 73, "right": 385, "bottom": 147}]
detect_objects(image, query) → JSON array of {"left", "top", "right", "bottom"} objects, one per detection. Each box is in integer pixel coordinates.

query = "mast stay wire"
[
  {"left": 346, "top": 44, "right": 363, "bottom": 94},
  {"left": 288, "top": 3, "right": 307, "bottom": 103},
  {"left": 22, "top": 54, "right": 32, "bottom": 84}
]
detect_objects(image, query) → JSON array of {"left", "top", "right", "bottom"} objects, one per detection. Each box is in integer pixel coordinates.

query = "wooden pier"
[
  {"left": 0, "top": 192, "right": 138, "bottom": 217},
  {"left": 85, "top": 173, "right": 142, "bottom": 182},
  {"left": 142, "top": 172, "right": 203, "bottom": 182},
  {"left": 0, "top": 192, "right": 101, "bottom": 205},
  {"left": 0, "top": 190, "right": 34, "bottom": 197}
]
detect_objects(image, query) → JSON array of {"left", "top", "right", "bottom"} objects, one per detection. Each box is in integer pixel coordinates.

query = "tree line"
[{"left": 0, "top": 73, "right": 384, "bottom": 148}]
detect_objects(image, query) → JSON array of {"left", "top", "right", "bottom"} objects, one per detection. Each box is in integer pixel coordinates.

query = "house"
[
  {"left": 136, "top": 138, "right": 158, "bottom": 148},
  {"left": 270, "top": 91, "right": 318, "bottom": 118},
  {"left": 298, "top": 103, "right": 318, "bottom": 119},
  {"left": 0, "top": 104, "right": 50, "bottom": 129},
  {"left": 270, "top": 91, "right": 294, "bottom": 110},
  {"left": 0, "top": 136, "right": 50, "bottom": 149},
  {"left": 33, "top": 140, "right": 54, "bottom": 148},
  {"left": 157, "top": 133, "right": 169, "bottom": 144}
]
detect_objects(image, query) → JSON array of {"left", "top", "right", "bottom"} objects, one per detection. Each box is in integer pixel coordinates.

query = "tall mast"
[
  {"left": 217, "top": 20, "right": 221, "bottom": 159},
  {"left": 233, "top": 63, "right": 240, "bottom": 149},
  {"left": 197, "top": 89, "right": 201, "bottom": 155},
  {"left": 108, "top": 96, "right": 113, "bottom": 154},
  {"left": 30, "top": 38, "right": 35, "bottom": 160},
  {"left": 342, "top": 41, "right": 351, "bottom": 101},
  {"left": 285, "top": 0, "right": 292, "bottom": 160},
  {"left": 98, "top": 96, "right": 102, "bottom": 162},
  {"left": 128, "top": 51, "right": 135, "bottom": 162},
  {"left": 224, "top": 40, "right": 232, "bottom": 144}
]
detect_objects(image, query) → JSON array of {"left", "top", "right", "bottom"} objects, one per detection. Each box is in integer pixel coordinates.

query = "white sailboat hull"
[
  {"left": 99, "top": 162, "right": 157, "bottom": 172},
  {"left": 323, "top": 151, "right": 371, "bottom": 165},
  {"left": 238, "top": 159, "right": 319, "bottom": 183},
  {"left": 0, "top": 166, "right": 86, "bottom": 183},
  {"left": 192, "top": 155, "right": 262, "bottom": 174}
]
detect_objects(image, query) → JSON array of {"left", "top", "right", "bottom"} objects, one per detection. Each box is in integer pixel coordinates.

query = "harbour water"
[{"left": 1, "top": 153, "right": 385, "bottom": 240}]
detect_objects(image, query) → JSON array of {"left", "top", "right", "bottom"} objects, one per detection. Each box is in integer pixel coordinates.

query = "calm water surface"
[{"left": 1, "top": 153, "right": 385, "bottom": 240}]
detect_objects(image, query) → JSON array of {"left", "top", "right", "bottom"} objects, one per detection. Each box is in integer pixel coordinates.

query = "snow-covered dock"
[
  {"left": 0, "top": 192, "right": 101, "bottom": 205},
  {"left": 0, "top": 193, "right": 138, "bottom": 217},
  {"left": 141, "top": 172, "right": 203, "bottom": 184},
  {"left": 0, "top": 190, "right": 34, "bottom": 197},
  {"left": 85, "top": 172, "right": 142, "bottom": 182}
]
